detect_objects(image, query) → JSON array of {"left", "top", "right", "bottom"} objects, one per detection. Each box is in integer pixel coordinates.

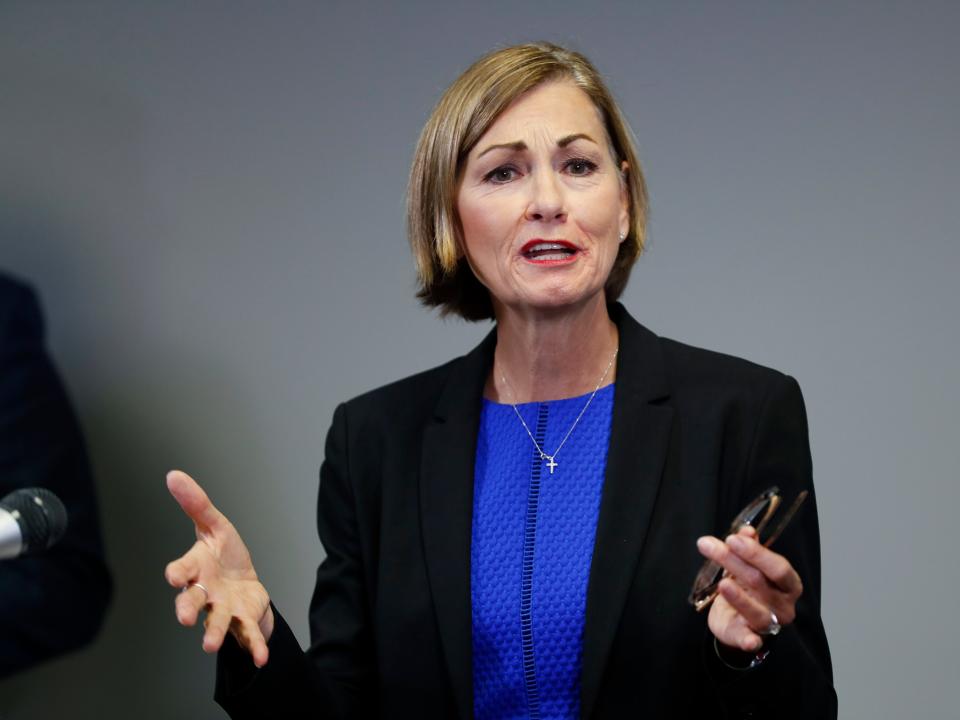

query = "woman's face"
[{"left": 456, "top": 80, "right": 629, "bottom": 315}]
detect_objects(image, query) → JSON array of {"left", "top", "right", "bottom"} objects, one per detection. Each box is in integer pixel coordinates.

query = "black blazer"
[
  {"left": 0, "top": 273, "right": 111, "bottom": 678},
  {"left": 216, "top": 303, "right": 836, "bottom": 719}
]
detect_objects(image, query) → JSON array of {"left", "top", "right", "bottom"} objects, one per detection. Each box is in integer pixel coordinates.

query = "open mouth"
[{"left": 520, "top": 240, "right": 580, "bottom": 264}]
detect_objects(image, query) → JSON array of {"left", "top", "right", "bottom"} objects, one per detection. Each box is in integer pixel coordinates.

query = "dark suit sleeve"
[
  {"left": 706, "top": 374, "right": 838, "bottom": 718},
  {"left": 0, "top": 282, "right": 111, "bottom": 678},
  {"left": 215, "top": 402, "right": 376, "bottom": 718}
]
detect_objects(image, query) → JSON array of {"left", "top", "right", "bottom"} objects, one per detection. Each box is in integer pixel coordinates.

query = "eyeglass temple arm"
[{"left": 761, "top": 491, "right": 808, "bottom": 548}]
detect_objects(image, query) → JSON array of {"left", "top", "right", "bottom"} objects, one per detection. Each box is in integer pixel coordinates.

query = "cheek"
[
  {"left": 457, "top": 203, "right": 500, "bottom": 283},
  {"left": 459, "top": 195, "right": 514, "bottom": 256},
  {"left": 460, "top": 201, "right": 486, "bottom": 238},
  {"left": 459, "top": 205, "right": 488, "bottom": 260},
  {"left": 578, "top": 188, "right": 622, "bottom": 244}
]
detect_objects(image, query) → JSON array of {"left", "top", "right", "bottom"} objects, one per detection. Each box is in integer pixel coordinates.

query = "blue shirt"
[{"left": 471, "top": 385, "right": 614, "bottom": 720}]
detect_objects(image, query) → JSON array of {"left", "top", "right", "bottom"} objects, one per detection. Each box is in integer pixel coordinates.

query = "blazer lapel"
[
  {"left": 580, "top": 304, "right": 675, "bottom": 720},
  {"left": 420, "top": 327, "right": 496, "bottom": 720}
]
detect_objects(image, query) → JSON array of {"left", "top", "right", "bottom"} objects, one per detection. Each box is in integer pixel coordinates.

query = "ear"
[{"left": 618, "top": 160, "right": 630, "bottom": 242}]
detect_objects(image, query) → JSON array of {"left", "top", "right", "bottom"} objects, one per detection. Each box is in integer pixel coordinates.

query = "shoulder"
[
  {"left": 335, "top": 324, "right": 495, "bottom": 432},
  {"left": 656, "top": 335, "right": 806, "bottom": 439},
  {"left": 0, "top": 271, "right": 43, "bottom": 344},
  {"left": 659, "top": 335, "right": 790, "bottom": 389},
  {"left": 333, "top": 354, "right": 466, "bottom": 438},
  {"left": 348, "top": 357, "right": 458, "bottom": 410},
  {"left": 660, "top": 334, "right": 804, "bottom": 424},
  {"left": 614, "top": 304, "right": 801, "bottom": 414},
  {"left": 0, "top": 270, "right": 38, "bottom": 311}
]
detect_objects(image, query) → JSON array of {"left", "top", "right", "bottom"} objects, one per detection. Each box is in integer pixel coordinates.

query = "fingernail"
[
  {"left": 697, "top": 537, "right": 717, "bottom": 553},
  {"left": 727, "top": 535, "right": 746, "bottom": 551}
]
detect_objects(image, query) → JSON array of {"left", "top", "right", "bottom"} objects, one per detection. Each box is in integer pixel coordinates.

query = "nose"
[{"left": 524, "top": 168, "right": 566, "bottom": 223}]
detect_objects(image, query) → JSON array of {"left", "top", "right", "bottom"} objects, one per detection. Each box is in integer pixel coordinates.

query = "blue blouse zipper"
[{"left": 519, "top": 402, "right": 548, "bottom": 719}]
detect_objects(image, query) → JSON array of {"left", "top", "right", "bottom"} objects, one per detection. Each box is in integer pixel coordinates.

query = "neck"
[{"left": 487, "top": 295, "right": 619, "bottom": 403}]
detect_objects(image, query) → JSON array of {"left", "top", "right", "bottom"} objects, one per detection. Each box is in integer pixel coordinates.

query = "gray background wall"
[{"left": 1, "top": 1, "right": 957, "bottom": 718}]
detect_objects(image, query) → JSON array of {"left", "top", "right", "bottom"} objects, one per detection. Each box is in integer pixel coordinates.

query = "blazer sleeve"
[
  {"left": 215, "top": 402, "right": 376, "bottom": 718},
  {"left": 705, "top": 373, "right": 838, "bottom": 719},
  {"left": 0, "top": 282, "right": 112, "bottom": 678}
]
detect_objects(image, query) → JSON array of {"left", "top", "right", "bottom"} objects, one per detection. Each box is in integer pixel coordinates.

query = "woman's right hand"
[{"left": 164, "top": 470, "right": 274, "bottom": 667}]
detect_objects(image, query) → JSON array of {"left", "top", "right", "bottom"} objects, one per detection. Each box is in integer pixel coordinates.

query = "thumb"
[{"left": 166, "top": 470, "right": 227, "bottom": 533}]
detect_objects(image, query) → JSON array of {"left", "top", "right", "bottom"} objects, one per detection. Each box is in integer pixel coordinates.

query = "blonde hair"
[{"left": 407, "top": 42, "right": 648, "bottom": 321}]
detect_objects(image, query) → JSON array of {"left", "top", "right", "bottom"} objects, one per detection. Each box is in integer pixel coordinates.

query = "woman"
[{"left": 165, "top": 43, "right": 836, "bottom": 718}]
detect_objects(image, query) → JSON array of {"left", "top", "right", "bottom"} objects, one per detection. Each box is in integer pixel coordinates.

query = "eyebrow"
[{"left": 476, "top": 133, "right": 599, "bottom": 159}]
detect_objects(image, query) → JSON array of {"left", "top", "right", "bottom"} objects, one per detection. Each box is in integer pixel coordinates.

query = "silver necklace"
[{"left": 499, "top": 346, "right": 618, "bottom": 475}]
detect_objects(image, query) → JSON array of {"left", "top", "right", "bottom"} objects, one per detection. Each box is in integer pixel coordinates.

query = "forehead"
[{"left": 472, "top": 80, "right": 607, "bottom": 150}]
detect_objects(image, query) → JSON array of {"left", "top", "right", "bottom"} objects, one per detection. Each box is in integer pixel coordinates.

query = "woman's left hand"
[{"left": 696, "top": 526, "right": 804, "bottom": 653}]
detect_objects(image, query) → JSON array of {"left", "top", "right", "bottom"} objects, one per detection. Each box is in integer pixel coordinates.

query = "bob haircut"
[{"left": 407, "top": 42, "right": 649, "bottom": 321}]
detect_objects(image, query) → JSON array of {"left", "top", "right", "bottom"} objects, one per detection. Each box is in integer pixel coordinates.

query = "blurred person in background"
[{"left": 0, "top": 271, "right": 111, "bottom": 679}]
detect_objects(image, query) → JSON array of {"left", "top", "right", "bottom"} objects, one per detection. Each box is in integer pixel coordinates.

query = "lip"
[
  {"left": 520, "top": 239, "right": 580, "bottom": 254},
  {"left": 519, "top": 239, "right": 582, "bottom": 266}
]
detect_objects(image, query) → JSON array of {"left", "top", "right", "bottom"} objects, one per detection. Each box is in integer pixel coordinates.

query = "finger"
[
  {"left": 718, "top": 578, "right": 774, "bottom": 642},
  {"left": 231, "top": 617, "right": 270, "bottom": 668},
  {"left": 726, "top": 533, "right": 803, "bottom": 597},
  {"left": 166, "top": 470, "right": 228, "bottom": 533},
  {"left": 723, "top": 624, "right": 764, "bottom": 653},
  {"left": 175, "top": 585, "right": 209, "bottom": 627},
  {"left": 697, "top": 536, "right": 766, "bottom": 592},
  {"left": 164, "top": 548, "right": 202, "bottom": 588},
  {"left": 202, "top": 604, "right": 232, "bottom": 654},
  {"left": 708, "top": 597, "right": 764, "bottom": 653}
]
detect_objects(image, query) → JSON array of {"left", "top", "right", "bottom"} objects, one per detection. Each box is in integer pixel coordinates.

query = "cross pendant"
[{"left": 545, "top": 456, "right": 558, "bottom": 474}]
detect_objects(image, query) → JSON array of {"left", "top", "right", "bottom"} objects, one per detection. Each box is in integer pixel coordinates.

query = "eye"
[
  {"left": 564, "top": 158, "right": 599, "bottom": 176},
  {"left": 484, "top": 165, "right": 520, "bottom": 184}
]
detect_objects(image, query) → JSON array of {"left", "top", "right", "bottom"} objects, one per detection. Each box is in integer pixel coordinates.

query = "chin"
[{"left": 512, "top": 284, "right": 605, "bottom": 314}]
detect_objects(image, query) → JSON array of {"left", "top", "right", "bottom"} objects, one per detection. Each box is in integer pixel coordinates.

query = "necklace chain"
[{"left": 499, "top": 346, "right": 618, "bottom": 474}]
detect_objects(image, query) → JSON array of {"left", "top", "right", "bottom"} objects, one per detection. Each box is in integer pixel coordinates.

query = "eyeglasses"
[{"left": 688, "top": 486, "right": 808, "bottom": 612}]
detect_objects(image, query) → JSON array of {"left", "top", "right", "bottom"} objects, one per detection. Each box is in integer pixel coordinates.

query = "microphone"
[{"left": 0, "top": 488, "right": 68, "bottom": 560}]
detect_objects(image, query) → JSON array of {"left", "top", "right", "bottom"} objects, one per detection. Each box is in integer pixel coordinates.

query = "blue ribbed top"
[{"left": 471, "top": 384, "right": 614, "bottom": 720}]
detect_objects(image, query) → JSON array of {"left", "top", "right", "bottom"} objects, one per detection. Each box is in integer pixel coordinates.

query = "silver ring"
[
  {"left": 761, "top": 610, "right": 781, "bottom": 636},
  {"left": 182, "top": 582, "right": 209, "bottom": 602}
]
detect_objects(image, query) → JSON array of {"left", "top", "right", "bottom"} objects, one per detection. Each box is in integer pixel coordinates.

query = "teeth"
[
  {"left": 535, "top": 253, "right": 570, "bottom": 261},
  {"left": 527, "top": 243, "right": 573, "bottom": 254},
  {"left": 527, "top": 242, "right": 567, "bottom": 252}
]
